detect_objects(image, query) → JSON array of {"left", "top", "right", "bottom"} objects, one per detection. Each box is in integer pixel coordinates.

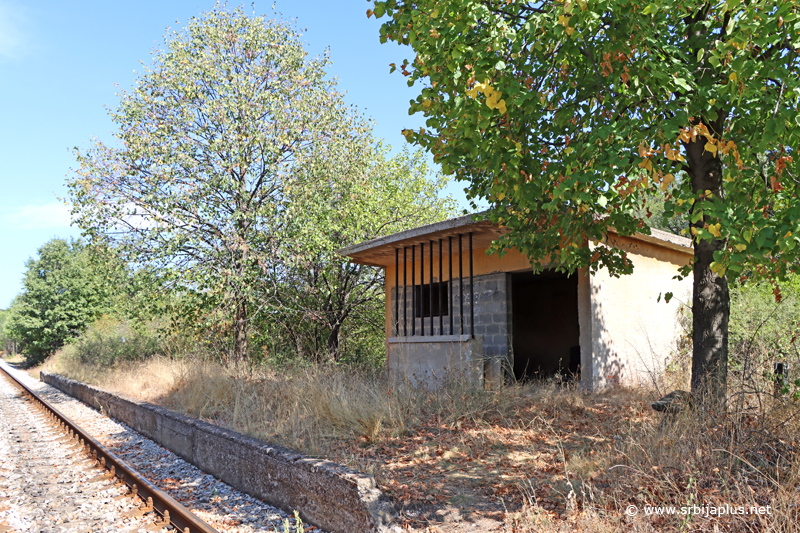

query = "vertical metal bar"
[
  {"left": 459, "top": 234, "right": 464, "bottom": 335},
  {"left": 403, "top": 247, "right": 407, "bottom": 337},
  {"left": 429, "top": 240, "right": 434, "bottom": 336},
  {"left": 438, "top": 238, "right": 443, "bottom": 335},
  {"left": 448, "top": 236, "right": 453, "bottom": 335},
  {"left": 469, "top": 232, "right": 475, "bottom": 338},
  {"left": 394, "top": 248, "right": 399, "bottom": 337},
  {"left": 420, "top": 242, "right": 425, "bottom": 336},
  {"left": 411, "top": 244, "right": 415, "bottom": 336}
]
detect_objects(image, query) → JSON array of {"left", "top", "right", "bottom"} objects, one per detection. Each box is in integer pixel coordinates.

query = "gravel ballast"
[{"left": 1, "top": 362, "right": 311, "bottom": 533}]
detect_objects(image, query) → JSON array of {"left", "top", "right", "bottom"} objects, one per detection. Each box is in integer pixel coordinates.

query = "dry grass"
[
  {"left": 31, "top": 352, "right": 800, "bottom": 533},
  {"left": 33, "top": 352, "right": 186, "bottom": 403}
]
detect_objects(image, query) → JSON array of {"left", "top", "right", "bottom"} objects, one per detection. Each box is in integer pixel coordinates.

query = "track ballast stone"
[
  {"left": 0, "top": 363, "right": 312, "bottom": 533},
  {"left": 0, "top": 369, "right": 162, "bottom": 532}
]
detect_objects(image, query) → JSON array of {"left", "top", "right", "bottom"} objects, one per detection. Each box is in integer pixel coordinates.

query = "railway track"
[{"left": 0, "top": 363, "right": 218, "bottom": 533}]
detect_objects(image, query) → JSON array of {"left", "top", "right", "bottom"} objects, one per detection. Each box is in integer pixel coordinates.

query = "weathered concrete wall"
[
  {"left": 387, "top": 335, "right": 484, "bottom": 388},
  {"left": 586, "top": 236, "right": 693, "bottom": 389},
  {"left": 388, "top": 272, "right": 511, "bottom": 386},
  {"left": 577, "top": 268, "right": 594, "bottom": 390},
  {"left": 40, "top": 372, "right": 398, "bottom": 533}
]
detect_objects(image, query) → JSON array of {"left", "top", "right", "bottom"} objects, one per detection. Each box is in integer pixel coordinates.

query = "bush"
[
  {"left": 64, "top": 315, "right": 162, "bottom": 367},
  {"left": 729, "top": 276, "right": 800, "bottom": 400}
]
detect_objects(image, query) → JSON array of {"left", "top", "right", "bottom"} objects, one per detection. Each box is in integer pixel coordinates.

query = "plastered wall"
[{"left": 585, "top": 236, "right": 693, "bottom": 389}]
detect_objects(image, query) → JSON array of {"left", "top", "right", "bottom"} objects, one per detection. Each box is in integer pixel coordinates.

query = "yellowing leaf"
[
  {"left": 710, "top": 262, "right": 727, "bottom": 277},
  {"left": 660, "top": 173, "right": 675, "bottom": 192},
  {"left": 734, "top": 243, "right": 747, "bottom": 252},
  {"left": 497, "top": 99, "right": 507, "bottom": 114},
  {"left": 708, "top": 223, "right": 722, "bottom": 238},
  {"left": 704, "top": 141, "right": 718, "bottom": 155},
  {"left": 743, "top": 230, "right": 752, "bottom": 243},
  {"left": 730, "top": 72, "right": 738, "bottom": 83}
]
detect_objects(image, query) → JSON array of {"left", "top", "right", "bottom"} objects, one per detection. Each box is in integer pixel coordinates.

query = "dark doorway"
[{"left": 511, "top": 270, "right": 580, "bottom": 381}]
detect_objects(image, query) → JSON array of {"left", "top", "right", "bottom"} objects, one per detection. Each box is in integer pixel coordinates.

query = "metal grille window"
[{"left": 414, "top": 283, "right": 448, "bottom": 318}]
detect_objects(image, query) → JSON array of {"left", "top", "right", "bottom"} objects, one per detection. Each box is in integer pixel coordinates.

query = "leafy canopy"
[
  {"left": 69, "top": 6, "right": 365, "bottom": 360},
  {"left": 271, "top": 139, "right": 456, "bottom": 362},
  {"left": 4, "top": 239, "right": 114, "bottom": 363},
  {"left": 69, "top": 4, "right": 456, "bottom": 361},
  {"left": 372, "top": 0, "right": 800, "bottom": 280}
]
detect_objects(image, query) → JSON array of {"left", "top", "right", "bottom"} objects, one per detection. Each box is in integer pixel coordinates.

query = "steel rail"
[{"left": 0, "top": 363, "right": 218, "bottom": 533}]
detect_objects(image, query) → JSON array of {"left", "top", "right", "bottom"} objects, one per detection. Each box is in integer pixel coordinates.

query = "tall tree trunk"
[
  {"left": 233, "top": 297, "right": 248, "bottom": 363},
  {"left": 686, "top": 132, "right": 730, "bottom": 405},
  {"left": 691, "top": 237, "right": 729, "bottom": 403},
  {"left": 327, "top": 322, "right": 341, "bottom": 363}
]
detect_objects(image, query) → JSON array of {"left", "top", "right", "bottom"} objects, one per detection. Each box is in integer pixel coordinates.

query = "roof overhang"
[{"left": 338, "top": 214, "right": 693, "bottom": 268}]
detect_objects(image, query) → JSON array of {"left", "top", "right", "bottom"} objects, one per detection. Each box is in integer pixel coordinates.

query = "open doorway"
[{"left": 511, "top": 270, "right": 580, "bottom": 381}]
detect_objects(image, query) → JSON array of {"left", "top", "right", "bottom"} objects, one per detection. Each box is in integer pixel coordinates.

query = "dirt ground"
[{"left": 320, "top": 391, "right": 650, "bottom": 532}]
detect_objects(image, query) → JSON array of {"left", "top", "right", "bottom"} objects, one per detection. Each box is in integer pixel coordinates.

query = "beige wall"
[{"left": 585, "top": 235, "right": 692, "bottom": 389}]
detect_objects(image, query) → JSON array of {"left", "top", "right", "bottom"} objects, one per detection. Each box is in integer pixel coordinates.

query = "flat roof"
[{"left": 338, "top": 213, "right": 693, "bottom": 268}]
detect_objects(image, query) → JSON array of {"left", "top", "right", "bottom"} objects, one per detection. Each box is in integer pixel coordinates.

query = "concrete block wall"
[
  {"left": 390, "top": 272, "right": 511, "bottom": 383},
  {"left": 40, "top": 372, "right": 398, "bottom": 533}
]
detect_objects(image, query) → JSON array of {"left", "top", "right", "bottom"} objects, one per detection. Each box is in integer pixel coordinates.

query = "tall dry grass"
[
  {"left": 33, "top": 352, "right": 187, "bottom": 403},
  {"left": 35, "top": 352, "right": 531, "bottom": 455},
  {"left": 33, "top": 350, "right": 799, "bottom": 532}
]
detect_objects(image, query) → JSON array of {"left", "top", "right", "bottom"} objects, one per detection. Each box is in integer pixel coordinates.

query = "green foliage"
[
  {"left": 63, "top": 315, "right": 163, "bottom": 367},
  {"left": 70, "top": 4, "right": 455, "bottom": 364},
  {"left": 4, "top": 239, "right": 115, "bottom": 363},
  {"left": 631, "top": 184, "right": 689, "bottom": 236},
  {"left": 729, "top": 276, "right": 800, "bottom": 398},
  {"left": 372, "top": 0, "right": 799, "bottom": 280},
  {"left": 269, "top": 142, "right": 457, "bottom": 363},
  {"left": 69, "top": 5, "right": 353, "bottom": 361},
  {"left": 0, "top": 308, "right": 14, "bottom": 355}
]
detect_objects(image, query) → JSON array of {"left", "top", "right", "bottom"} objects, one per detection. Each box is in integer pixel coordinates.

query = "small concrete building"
[{"left": 338, "top": 214, "right": 693, "bottom": 390}]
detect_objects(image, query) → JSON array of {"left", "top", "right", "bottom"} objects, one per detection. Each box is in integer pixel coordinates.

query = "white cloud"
[
  {"left": 0, "top": 2, "right": 29, "bottom": 60},
  {"left": 4, "top": 202, "right": 73, "bottom": 229}
]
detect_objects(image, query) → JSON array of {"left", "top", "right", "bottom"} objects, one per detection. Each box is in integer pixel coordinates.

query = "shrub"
[
  {"left": 729, "top": 276, "right": 800, "bottom": 400},
  {"left": 65, "top": 315, "right": 162, "bottom": 367}
]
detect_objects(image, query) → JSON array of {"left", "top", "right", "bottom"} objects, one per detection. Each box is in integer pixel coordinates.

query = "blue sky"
[{"left": 0, "top": 0, "right": 476, "bottom": 309}]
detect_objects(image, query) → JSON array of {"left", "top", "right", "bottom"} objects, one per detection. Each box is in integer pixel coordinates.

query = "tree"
[
  {"left": 271, "top": 139, "right": 456, "bottom": 363},
  {"left": 4, "top": 239, "right": 113, "bottom": 363},
  {"left": 69, "top": 6, "right": 365, "bottom": 362},
  {"left": 0, "top": 307, "right": 17, "bottom": 355},
  {"left": 371, "top": 0, "right": 800, "bottom": 402}
]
